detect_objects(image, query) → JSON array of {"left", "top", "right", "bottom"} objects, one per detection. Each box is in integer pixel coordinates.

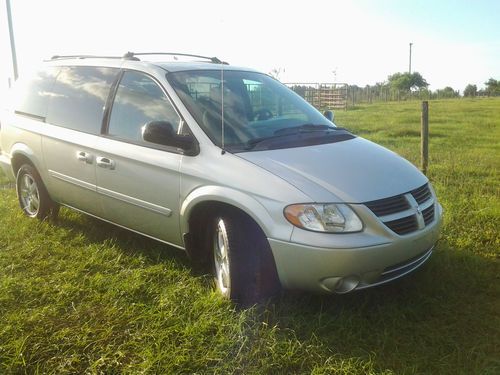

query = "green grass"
[{"left": 1, "top": 98, "right": 499, "bottom": 374}]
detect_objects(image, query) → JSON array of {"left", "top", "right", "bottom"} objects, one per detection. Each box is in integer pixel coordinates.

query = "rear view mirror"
[
  {"left": 142, "top": 121, "right": 197, "bottom": 155},
  {"left": 324, "top": 110, "right": 334, "bottom": 122}
]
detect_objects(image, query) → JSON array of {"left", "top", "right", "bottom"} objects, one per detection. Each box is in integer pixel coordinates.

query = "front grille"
[
  {"left": 364, "top": 195, "right": 409, "bottom": 216},
  {"left": 422, "top": 205, "right": 435, "bottom": 225},
  {"left": 364, "top": 183, "right": 435, "bottom": 236},
  {"left": 384, "top": 215, "right": 418, "bottom": 235},
  {"left": 411, "top": 184, "right": 432, "bottom": 204}
]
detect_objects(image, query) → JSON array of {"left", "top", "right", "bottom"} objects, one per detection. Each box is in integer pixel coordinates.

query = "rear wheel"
[
  {"left": 211, "top": 210, "right": 281, "bottom": 306},
  {"left": 16, "top": 164, "right": 57, "bottom": 220}
]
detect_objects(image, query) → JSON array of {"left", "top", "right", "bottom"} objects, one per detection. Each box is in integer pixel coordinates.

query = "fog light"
[{"left": 334, "top": 275, "right": 360, "bottom": 294}]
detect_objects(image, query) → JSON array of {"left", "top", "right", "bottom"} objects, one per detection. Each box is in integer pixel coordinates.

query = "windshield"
[{"left": 167, "top": 70, "right": 337, "bottom": 151}]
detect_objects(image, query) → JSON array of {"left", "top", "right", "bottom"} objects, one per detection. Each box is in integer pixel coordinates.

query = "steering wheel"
[{"left": 253, "top": 108, "right": 273, "bottom": 121}]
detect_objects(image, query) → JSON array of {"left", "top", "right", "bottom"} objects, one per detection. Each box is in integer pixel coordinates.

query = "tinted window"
[
  {"left": 107, "top": 71, "right": 180, "bottom": 143},
  {"left": 168, "top": 70, "right": 332, "bottom": 151},
  {"left": 244, "top": 78, "right": 305, "bottom": 119},
  {"left": 47, "top": 66, "right": 118, "bottom": 134},
  {"left": 14, "top": 67, "right": 59, "bottom": 119}
]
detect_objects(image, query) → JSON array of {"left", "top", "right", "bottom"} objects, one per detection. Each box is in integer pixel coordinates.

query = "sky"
[{"left": 1, "top": 0, "right": 499, "bottom": 96}]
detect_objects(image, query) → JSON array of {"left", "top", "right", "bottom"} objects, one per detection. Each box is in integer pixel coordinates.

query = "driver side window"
[
  {"left": 244, "top": 79, "right": 275, "bottom": 116},
  {"left": 108, "top": 71, "right": 181, "bottom": 143},
  {"left": 244, "top": 78, "right": 304, "bottom": 120}
]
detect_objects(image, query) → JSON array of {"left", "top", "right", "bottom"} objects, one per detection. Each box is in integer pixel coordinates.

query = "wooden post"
[{"left": 421, "top": 101, "right": 429, "bottom": 174}]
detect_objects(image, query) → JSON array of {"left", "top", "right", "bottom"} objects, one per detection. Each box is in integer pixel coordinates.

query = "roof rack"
[
  {"left": 48, "top": 52, "right": 228, "bottom": 64},
  {"left": 49, "top": 54, "right": 132, "bottom": 61},
  {"left": 123, "top": 52, "right": 228, "bottom": 64}
]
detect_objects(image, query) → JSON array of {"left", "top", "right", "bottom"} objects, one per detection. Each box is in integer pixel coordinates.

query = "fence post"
[{"left": 421, "top": 101, "right": 429, "bottom": 174}]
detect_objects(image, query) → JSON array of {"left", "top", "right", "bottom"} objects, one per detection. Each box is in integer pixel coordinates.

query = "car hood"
[{"left": 237, "top": 137, "right": 428, "bottom": 203}]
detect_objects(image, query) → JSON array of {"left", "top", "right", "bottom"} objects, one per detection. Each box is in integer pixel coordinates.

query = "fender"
[
  {"left": 10, "top": 143, "right": 47, "bottom": 181},
  {"left": 180, "top": 185, "right": 293, "bottom": 241}
]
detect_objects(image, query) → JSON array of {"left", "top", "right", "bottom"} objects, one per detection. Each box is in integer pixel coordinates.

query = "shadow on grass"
[
  {"left": 50, "top": 207, "right": 498, "bottom": 372},
  {"left": 54, "top": 207, "right": 191, "bottom": 268},
  {"left": 262, "top": 244, "right": 499, "bottom": 373}
]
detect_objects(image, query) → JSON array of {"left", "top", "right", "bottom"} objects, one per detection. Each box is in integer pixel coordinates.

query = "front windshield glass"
[{"left": 167, "top": 70, "right": 336, "bottom": 151}]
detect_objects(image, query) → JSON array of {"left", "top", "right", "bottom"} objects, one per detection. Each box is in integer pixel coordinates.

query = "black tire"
[
  {"left": 211, "top": 210, "right": 281, "bottom": 306},
  {"left": 16, "top": 164, "right": 57, "bottom": 220}
]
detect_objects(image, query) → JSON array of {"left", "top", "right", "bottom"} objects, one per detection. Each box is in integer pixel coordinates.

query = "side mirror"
[
  {"left": 142, "top": 121, "right": 197, "bottom": 155},
  {"left": 324, "top": 110, "right": 334, "bottom": 122}
]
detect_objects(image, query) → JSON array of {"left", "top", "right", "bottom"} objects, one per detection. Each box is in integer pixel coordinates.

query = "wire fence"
[
  {"left": 346, "top": 87, "right": 463, "bottom": 105},
  {"left": 286, "top": 82, "right": 495, "bottom": 110}
]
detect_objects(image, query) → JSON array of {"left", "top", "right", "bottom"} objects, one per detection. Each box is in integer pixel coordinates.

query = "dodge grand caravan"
[{"left": 0, "top": 52, "right": 442, "bottom": 304}]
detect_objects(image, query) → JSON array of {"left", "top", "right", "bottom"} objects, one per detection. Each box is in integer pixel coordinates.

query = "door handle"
[
  {"left": 96, "top": 157, "right": 115, "bottom": 170},
  {"left": 76, "top": 151, "right": 92, "bottom": 164}
]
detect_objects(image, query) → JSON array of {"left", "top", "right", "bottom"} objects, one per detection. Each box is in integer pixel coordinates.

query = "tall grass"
[{"left": 1, "top": 98, "right": 499, "bottom": 374}]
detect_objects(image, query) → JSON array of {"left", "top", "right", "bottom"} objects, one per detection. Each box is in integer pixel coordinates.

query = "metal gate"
[{"left": 286, "top": 83, "right": 348, "bottom": 110}]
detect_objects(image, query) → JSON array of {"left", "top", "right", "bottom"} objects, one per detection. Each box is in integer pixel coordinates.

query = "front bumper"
[{"left": 268, "top": 202, "right": 443, "bottom": 293}]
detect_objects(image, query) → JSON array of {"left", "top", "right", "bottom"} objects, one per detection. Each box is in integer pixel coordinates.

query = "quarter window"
[
  {"left": 14, "top": 67, "right": 59, "bottom": 119},
  {"left": 47, "top": 66, "right": 118, "bottom": 134},
  {"left": 107, "top": 71, "right": 180, "bottom": 143}
]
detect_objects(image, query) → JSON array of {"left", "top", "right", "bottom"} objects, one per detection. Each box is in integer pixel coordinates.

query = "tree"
[
  {"left": 484, "top": 78, "right": 500, "bottom": 96},
  {"left": 436, "top": 86, "right": 459, "bottom": 98},
  {"left": 290, "top": 85, "right": 307, "bottom": 98},
  {"left": 387, "top": 72, "right": 429, "bottom": 91},
  {"left": 463, "top": 84, "right": 477, "bottom": 97}
]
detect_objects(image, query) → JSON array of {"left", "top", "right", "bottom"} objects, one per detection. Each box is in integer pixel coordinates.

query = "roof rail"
[
  {"left": 123, "top": 52, "right": 228, "bottom": 64},
  {"left": 49, "top": 54, "right": 139, "bottom": 61},
  {"left": 48, "top": 52, "right": 228, "bottom": 64}
]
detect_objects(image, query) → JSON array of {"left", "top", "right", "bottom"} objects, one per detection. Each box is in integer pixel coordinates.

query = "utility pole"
[
  {"left": 6, "top": 0, "right": 19, "bottom": 82},
  {"left": 421, "top": 101, "right": 429, "bottom": 174},
  {"left": 409, "top": 42, "right": 413, "bottom": 74}
]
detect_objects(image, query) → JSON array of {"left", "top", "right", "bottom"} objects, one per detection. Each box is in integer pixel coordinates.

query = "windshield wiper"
[
  {"left": 245, "top": 124, "right": 343, "bottom": 150},
  {"left": 273, "top": 124, "right": 335, "bottom": 135}
]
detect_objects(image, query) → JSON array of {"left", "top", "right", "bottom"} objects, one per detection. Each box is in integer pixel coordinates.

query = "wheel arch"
[
  {"left": 10, "top": 144, "right": 54, "bottom": 203},
  {"left": 10, "top": 143, "right": 42, "bottom": 176},
  {"left": 181, "top": 186, "right": 280, "bottom": 263},
  {"left": 181, "top": 187, "right": 283, "bottom": 301},
  {"left": 180, "top": 185, "right": 275, "bottom": 239}
]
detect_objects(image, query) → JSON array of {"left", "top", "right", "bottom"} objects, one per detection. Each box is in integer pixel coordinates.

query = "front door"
[{"left": 95, "top": 70, "right": 183, "bottom": 246}]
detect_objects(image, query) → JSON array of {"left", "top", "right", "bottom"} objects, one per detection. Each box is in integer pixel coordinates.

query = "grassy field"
[{"left": 1, "top": 98, "right": 499, "bottom": 374}]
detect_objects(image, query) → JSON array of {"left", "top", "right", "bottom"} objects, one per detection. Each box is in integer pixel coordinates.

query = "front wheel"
[
  {"left": 16, "top": 164, "right": 56, "bottom": 220},
  {"left": 212, "top": 211, "right": 281, "bottom": 306},
  {"left": 213, "top": 218, "right": 232, "bottom": 298}
]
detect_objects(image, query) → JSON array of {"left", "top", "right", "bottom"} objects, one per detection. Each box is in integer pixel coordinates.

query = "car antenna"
[{"left": 220, "top": 59, "right": 225, "bottom": 155}]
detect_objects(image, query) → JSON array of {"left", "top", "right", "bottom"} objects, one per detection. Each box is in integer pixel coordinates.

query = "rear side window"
[
  {"left": 47, "top": 66, "right": 119, "bottom": 134},
  {"left": 14, "top": 67, "right": 59, "bottom": 120},
  {"left": 107, "top": 71, "right": 181, "bottom": 143}
]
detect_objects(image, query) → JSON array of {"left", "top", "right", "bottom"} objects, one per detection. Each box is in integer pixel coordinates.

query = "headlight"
[{"left": 284, "top": 203, "right": 363, "bottom": 233}]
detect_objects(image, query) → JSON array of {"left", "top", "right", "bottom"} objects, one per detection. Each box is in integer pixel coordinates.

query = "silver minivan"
[{"left": 0, "top": 53, "right": 442, "bottom": 304}]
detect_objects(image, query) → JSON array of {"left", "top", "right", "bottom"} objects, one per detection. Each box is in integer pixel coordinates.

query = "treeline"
[{"left": 349, "top": 76, "right": 500, "bottom": 104}]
